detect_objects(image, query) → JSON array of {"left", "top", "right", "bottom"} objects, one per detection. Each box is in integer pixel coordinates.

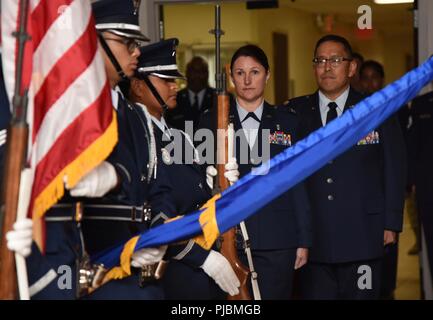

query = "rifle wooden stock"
[
  {"left": 216, "top": 93, "right": 251, "bottom": 300},
  {"left": 0, "top": 124, "right": 28, "bottom": 299}
]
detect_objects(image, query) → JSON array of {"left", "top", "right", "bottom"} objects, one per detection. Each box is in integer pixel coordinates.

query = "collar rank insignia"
[{"left": 357, "top": 130, "right": 380, "bottom": 145}]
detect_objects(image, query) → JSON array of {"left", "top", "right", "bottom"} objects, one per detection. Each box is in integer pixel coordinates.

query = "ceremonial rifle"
[
  {"left": 210, "top": 4, "right": 250, "bottom": 300},
  {"left": 0, "top": 0, "right": 32, "bottom": 300}
]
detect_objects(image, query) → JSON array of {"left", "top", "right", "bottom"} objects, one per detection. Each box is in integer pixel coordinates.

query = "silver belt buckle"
[
  {"left": 138, "top": 261, "right": 168, "bottom": 287},
  {"left": 77, "top": 255, "right": 107, "bottom": 298},
  {"left": 142, "top": 203, "right": 152, "bottom": 223}
]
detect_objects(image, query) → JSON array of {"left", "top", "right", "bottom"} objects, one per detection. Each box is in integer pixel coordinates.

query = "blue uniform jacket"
[
  {"left": 0, "top": 55, "right": 10, "bottom": 190},
  {"left": 154, "top": 123, "right": 212, "bottom": 267},
  {"left": 290, "top": 88, "right": 406, "bottom": 263},
  {"left": 199, "top": 101, "right": 312, "bottom": 251}
]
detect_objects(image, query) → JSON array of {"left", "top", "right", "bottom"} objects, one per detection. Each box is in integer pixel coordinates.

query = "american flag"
[{"left": 1, "top": 0, "right": 117, "bottom": 220}]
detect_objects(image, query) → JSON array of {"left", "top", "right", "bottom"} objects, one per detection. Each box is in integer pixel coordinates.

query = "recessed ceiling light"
[{"left": 374, "top": 0, "right": 414, "bottom": 4}]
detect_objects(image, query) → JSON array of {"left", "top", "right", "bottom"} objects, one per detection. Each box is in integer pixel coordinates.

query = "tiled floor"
[{"left": 395, "top": 206, "right": 421, "bottom": 300}]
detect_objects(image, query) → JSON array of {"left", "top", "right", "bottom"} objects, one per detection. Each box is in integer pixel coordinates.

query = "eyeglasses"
[
  {"left": 312, "top": 56, "right": 353, "bottom": 68},
  {"left": 103, "top": 37, "right": 142, "bottom": 53}
]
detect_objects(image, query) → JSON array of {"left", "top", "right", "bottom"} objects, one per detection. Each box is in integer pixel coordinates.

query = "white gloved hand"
[
  {"left": 206, "top": 158, "right": 239, "bottom": 189},
  {"left": 66, "top": 161, "right": 118, "bottom": 198},
  {"left": 206, "top": 165, "right": 218, "bottom": 189},
  {"left": 201, "top": 250, "right": 240, "bottom": 296},
  {"left": 6, "top": 218, "right": 33, "bottom": 258},
  {"left": 131, "top": 245, "right": 167, "bottom": 268},
  {"left": 0, "top": 129, "right": 7, "bottom": 147},
  {"left": 224, "top": 157, "right": 239, "bottom": 184}
]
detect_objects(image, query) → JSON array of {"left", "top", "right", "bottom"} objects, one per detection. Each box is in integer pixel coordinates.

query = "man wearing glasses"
[{"left": 288, "top": 35, "right": 406, "bottom": 299}]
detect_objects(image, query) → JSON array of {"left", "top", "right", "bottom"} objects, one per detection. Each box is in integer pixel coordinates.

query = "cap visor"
[{"left": 107, "top": 29, "right": 150, "bottom": 42}]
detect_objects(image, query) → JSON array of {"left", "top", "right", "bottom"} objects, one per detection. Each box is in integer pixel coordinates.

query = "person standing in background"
[
  {"left": 360, "top": 60, "right": 404, "bottom": 300},
  {"left": 350, "top": 52, "right": 365, "bottom": 93},
  {"left": 166, "top": 56, "right": 215, "bottom": 132}
]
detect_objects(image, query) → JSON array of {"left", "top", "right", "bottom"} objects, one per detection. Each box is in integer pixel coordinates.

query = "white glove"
[
  {"left": 224, "top": 157, "right": 239, "bottom": 184},
  {"left": 66, "top": 161, "right": 118, "bottom": 198},
  {"left": 6, "top": 218, "right": 33, "bottom": 258},
  {"left": 206, "top": 165, "right": 218, "bottom": 189},
  {"left": 131, "top": 245, "right": 167, "bottom": 268},
  {"left": 200, "top": 250, "right": 240, "bottom": 296},
  {"left": 0, "top": 129, "right": 7, "bottom": 147},
  {"left": 206, "top": 158, "right": 239, "bottom": 189}
]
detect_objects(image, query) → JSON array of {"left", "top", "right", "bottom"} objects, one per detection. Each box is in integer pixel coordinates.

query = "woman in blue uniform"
[
  {"left": 123, "top": 38, "right": 241, "bottom": 299},
  {"left": 199, "top": 45, "right": 312, "bottom": 300}
]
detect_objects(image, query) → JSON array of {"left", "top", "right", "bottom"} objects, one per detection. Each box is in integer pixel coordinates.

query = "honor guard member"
[
  {"left": 290, "top": 35, "right": 406, "bottom": 300},
  {"left": 199, "top": 45, "right": 312, "bottom": 300},
  {"left": 20, "top": 0, "right": 172, "bottom": 299},
  {"left": 124, "top": 38, "right": 240, "bottom": 299},
  {"left": 407, "top": 89, "right": 433, "bottom": 286}
]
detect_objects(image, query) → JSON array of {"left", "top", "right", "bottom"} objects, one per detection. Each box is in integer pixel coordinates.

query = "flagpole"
[
  {"left": 14, "top": 168, "right": 32, "bottom": 300},
  {"left": 0, "top": 0, "right": 31, "bottom": 300}
]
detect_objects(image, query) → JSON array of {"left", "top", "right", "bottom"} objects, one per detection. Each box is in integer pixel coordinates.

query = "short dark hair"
[
  {"left": 186, "top": 56, "right": 209, "bottom": 73},
  {"left": 360, "top": 60, "right": 385, "bottom": 79},
  {"left": 352, "top": 52, "right": 364, "bottom": 63},
  {"left": 230, "top": 44, "right": 270, "bottom": 72},
  {"left": 314, "top": 34, "right": 353, "bottom": 59}
]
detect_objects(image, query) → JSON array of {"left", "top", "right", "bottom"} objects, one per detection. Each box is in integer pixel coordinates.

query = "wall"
[{"left": 164, "top": 2, "right": 413, "bottom": 103}]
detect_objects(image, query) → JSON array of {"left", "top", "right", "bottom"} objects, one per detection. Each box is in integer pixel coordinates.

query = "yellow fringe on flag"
[
  {"left": 103, "top": 236, "right": 139, "bottom": 281},
  {"left": 33, "top": 110, "right": 118, "bottom": 219},
  {"left": 102, "top": 194, "right": 222, "bottom": 282},
  {"left": 165, "top": 215, "right": 184, "bottom": 223},
  {"left": 194, "top": 193, "right": 221, "bottom": 250}
]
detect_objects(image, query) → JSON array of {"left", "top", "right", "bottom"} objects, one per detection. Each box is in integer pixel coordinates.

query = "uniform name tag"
[
  {"left": 269, "top": 131, "right": 292, "bottom": 146},
  {"left": 357, "top": 130, "right": 380, "bottom": 145}
]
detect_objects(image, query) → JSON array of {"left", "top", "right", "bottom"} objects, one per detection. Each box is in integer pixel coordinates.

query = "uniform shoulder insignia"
[
  {"left": 284, "top": 95, "right": 310, "bottom": 107},
  {"left": 275, "top": 104, "right": 296, "bottom": 115}
]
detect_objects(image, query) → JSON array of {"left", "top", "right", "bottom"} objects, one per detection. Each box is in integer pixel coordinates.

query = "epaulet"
[
  {"left": 281, "top": 95, "right": 311, "bottom": 114},
  {"left": 274, "top": 104, "right": 296, "bottom": 115},
  {"left": 287, "top": 106, "right": 297, "bottom": 115},
  {"left": 285, "top": 94, "right": 311, "bottom": 107}
]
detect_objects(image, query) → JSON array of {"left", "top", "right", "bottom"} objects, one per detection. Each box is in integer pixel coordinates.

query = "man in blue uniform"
[
  {"left": 8, "top": 0, "right": 173, "bottom": 299},
  {"left": 291, "top": 35, "right": 406, "bottom": 300},
  {"left": 124, "top": 38, "right": 240, "bottom": 299}
]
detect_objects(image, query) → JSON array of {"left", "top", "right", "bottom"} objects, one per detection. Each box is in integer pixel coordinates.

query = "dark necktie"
[
  {"left": 192, "top": 94, "right": 199, "bottom": 111},
  {"left": 326, "top": 102, "right": 338, "bottom": 125},
  {"left": 242, "top": 112, "right": 260, "bottom": 123}
]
